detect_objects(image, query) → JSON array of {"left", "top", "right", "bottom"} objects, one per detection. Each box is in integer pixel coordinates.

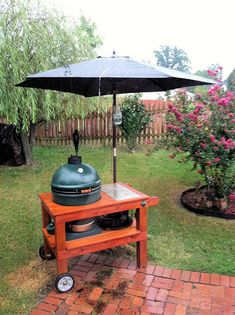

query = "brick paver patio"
[{"left": 31, "top": 253, "right": 235, "bottom": 315}]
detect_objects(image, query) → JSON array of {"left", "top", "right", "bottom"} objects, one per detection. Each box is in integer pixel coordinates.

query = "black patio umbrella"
[{"left": 16, "top": 55, "right": 217, "bottom": 182}]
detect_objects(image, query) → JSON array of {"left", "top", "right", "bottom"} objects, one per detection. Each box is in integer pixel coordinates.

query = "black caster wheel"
[
  {"left": 39, "top": 245, "right": 55, "bottom": 260},
  {"left": 55, "top": 273, "right": 75, "bottom": 293}
]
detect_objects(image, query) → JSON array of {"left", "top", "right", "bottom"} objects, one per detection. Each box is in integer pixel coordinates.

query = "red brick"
[
  {"left": 55, "top": 303, "right": 70, "bottom": 315},
  {"left": 166, "top": 296, "right": 189, "bottom": 306},
  {"left": 230, "top": 276, "right": 235, "bottom": 287},
  {"left": 146, "top": 264, "right": 155, "bottom": 274},
  {"left": 132, "top": 296, "right": 144, "bottom": 307},
  {"left": 154, "top": 266, "right": 164, "bottom": 276},
  {"left": 143, "top": 274, "right": 154, "bottom": 286},
  {"left": 106, "top": 275, "right": 121, "bottom": 290},
  {"left": 163, "top": 302, "right": 176, "bottom": 314},
  {"left": 30, "top": 310, "right": 50, "bottom": 315},
  {"left": 141, "top": 302, "right": 164, "bottom": 314},
  {"left": 212, "top": 285, "right": 225, "bottom": 298},
  {"left": 162, "top": 267, "right": 172, "bottom": 278},
  {"left": 37, "top": 302, "right": 58, "bottom": 312},
  {"left": 128, "top": 282, "right": 149, "bottom": 292},
  {"left": 96, "top": 255, "right": 106, "bottom": 264},
  {"left": 210, "top": 274, "right": 220, "bottom": 285},
  {"left": 119, "top": 258, "right": 130, "bottom": 268},
  {"left": 88, "top": 287, "right": 103, "bottom": 301},
  {"left": 72, "top": 264, "right": 90, "bottom": 272},
  {"left": 126, "top": 288, "right": 146, "bottom": 298},
  {"left": 71, "top": 302, "right": 93, "bottom": 314},
  {"left": 117, "top": 268, "right": 136, "bottom": 276},
  {"left": 172, "top": 280, "right": 184, "bottom": 292},
  {"left": 43, "top": 296, "right": 62, "bottom": 306},
  {"left": 88, "top": 253, "right": 99, "bottom": 263},
  {"left": 84, "top": 271, "right": 97, "bottom": 282},
  {"left": 48, "top": 291, "right": 68, "bottom": 300},
  {"left": 79, "top": 254, "right": 91, "bottom": 262},
  {"left": 171, "top": 269, "right": 181, "bottom": 280},
  {"left": 65, "top": 292, "right": 78, "bottom": 305},
  {"left": 180, "top": 270, "right": 191, "bottom": 282},
  {"left": 128, "top": 261, "right": 137, "bottom": 270},
  {"left": 70, "top": 269, "right": 87, "bottom": 278},
  {"left": 119, "top": 295, "right": 133, "bottom": 308},
  {"left": 225, "top": 287, "right": 235, "bottom": 297},
  {"left": 200, "top": 273, "right": 210, "bottom": 284},
  {"left": 168, "top": 290, "right": 189, "bottom": 300},
  {"left": 103, "top": 303, "right": 118, "bottom": 315},
  {"left": 175, "top": 304, "right": 187, "bottom": 315},
  {"left": 76, "top": 260, "right": 93, "bottom": 268},
  {"left": 146, "top": 287, "right": 158, "bottom": 300},
  {"left": 152, "top": 277, "right": 173, "bottom": 290},
  {"left": 103, "top": 256, "right": 115, "bottom": 266},
  {"left": 134, "top": 272, "right": 146, "bottom": 283},
  {"left": 190, "top": 271, "right": 200, "bottom": 283},
  {"left": 156, "top": 288, "right": 168, "bottom": 302},
  {"left": 220, "top": 275, "right": 230, "bottom": 286},
  {"left": 112, "top": 257, "right": 123, "bottom": 267}
]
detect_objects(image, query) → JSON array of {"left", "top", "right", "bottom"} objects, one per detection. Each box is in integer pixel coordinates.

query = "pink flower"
[
  {"left": 224, "top": 139, "right": 235, "bottom": 150},
  {"left": 207, "top": 161, "right": 212, "bottom": 166},
  {"left": 207, "top": 69, "right": 218, "bottom": 77},
  {"left": 200, "top": 142, "right": 207, "bottom": 148},
  {"left": 226, "top": 91, "right": 234, "bottom": 99},
  {"left": 218, "top": 97, "right": 230, "bottom": 106},
  {"left": 208, "top": 85, "right": 221, "bottom": 95},
  {"left": 210, "top": 135, "right": 216, "bottom": 143},
  {"left": 188, "top": 113, "right": 198, "bottom": 121},
  {"left": 213, "top": 157, "right": 221, "bottom": 163},
  {"left": 229, "top": 194, "right": 235, "bottom": 201},
  {"left": 197, "top": 169, "right": 203, "bottom": 174}
]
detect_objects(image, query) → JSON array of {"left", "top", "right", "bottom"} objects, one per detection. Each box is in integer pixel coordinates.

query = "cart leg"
[
  {"left": 41, "top": 204, "right": 53, "bottom": 256},
  {"left": 136, "top": 206, "right": 148, "bottom": 268},
  {"left": 55, "top": 220, "right": 68, "bottom": 274},
  {"left": 136, "top": 240, "right": 147, "bottom": 268},
  {"left": 57, "top": 258, "right": 68, "bottom": 274}
]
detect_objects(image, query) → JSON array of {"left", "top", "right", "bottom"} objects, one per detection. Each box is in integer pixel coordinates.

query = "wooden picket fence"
[
  {"left": 0, "top": 100, "right": 169, "bottom": 146},
  {"left": 34, "top": 100, "right": 169, "bottom": 146}
]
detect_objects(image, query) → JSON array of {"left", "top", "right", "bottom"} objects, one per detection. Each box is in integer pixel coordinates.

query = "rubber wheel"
[
  {"left": 39, "top": 245, "right": 55, "bottom": 260},
  {"left": 55, "top": 273, "right": 75, "bottom": 293}
]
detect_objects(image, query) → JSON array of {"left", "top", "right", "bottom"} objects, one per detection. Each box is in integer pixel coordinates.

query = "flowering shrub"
[{"left": 158, "top": 69, "right": 235, "bottom": 210}]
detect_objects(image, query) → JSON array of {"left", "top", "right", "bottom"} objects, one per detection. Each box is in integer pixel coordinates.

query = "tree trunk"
[{"left": 20, "top": 123, "right": 36, "bottom": 166}]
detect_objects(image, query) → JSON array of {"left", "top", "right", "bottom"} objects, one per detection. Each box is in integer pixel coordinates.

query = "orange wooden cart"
[{"left": 39, "top": 182, "right": 159, "bottom": 292}]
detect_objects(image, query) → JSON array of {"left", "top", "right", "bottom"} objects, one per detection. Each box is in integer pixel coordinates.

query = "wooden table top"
[{"left": 39, "top": 182, "right": 159, "bottom": 218}]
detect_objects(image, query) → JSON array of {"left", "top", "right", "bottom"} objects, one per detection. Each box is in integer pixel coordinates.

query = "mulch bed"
[{"left": 181, "top": 186, "right": 235, "bottom": 220}]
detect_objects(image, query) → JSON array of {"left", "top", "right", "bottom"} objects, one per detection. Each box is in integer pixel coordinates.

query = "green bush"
[{"left": 120, "top": 94, "right": 152, "bottom": 152}]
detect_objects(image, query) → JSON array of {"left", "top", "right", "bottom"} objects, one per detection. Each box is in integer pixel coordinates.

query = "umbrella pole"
[{"left": 112, "top": 92, "right": 117, "bottom": 183}]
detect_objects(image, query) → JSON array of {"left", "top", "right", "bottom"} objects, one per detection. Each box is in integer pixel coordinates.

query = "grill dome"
[{"left": 51, "top": 155, "right": 101, "bottom": 206}]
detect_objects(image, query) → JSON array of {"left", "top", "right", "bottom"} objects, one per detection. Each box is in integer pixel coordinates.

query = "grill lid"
[{"left": 51, "top": 155, "right": 101, "bottom": 192}]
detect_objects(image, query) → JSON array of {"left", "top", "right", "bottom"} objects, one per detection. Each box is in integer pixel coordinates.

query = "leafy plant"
[
  {"left": 120, "top": 94, "right": 152, "bottom": 152},
  {"left": 156, "top": 68, "right": 235, "bottom": 210}
]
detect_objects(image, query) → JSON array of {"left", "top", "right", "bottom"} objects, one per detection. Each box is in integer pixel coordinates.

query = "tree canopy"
[
  {"left": 0, "top": 0, "right": 104, "bottom": 132},
  {"left": 153, "top": 45, "right": 191, "bottom": 72}
]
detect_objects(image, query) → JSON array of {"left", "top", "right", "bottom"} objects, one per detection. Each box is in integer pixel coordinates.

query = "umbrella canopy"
[
  {"left": 16, "top": 56, "right": 217, "bottom": 182},
  {"left": 17, "top": 56, "right": 216, "bottom": 96}
]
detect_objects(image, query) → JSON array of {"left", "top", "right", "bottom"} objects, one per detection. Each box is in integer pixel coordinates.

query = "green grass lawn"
[{"left": 0, "top": 145, "right": 235, "bottom": 314}]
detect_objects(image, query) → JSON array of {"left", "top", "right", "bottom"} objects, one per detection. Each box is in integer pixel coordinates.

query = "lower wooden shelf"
[{"left": 42, "top": 219, "right": 147, "bottom": 259}]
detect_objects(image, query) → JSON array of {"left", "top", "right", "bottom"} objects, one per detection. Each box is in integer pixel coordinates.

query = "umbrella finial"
[{"left": 112, "top": 50, "right": 116, "bottom": 57}]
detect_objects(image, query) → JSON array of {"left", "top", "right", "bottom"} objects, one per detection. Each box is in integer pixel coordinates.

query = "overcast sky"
[{"left": 47, "top": 0, "right": 234, "bottom": 79}]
